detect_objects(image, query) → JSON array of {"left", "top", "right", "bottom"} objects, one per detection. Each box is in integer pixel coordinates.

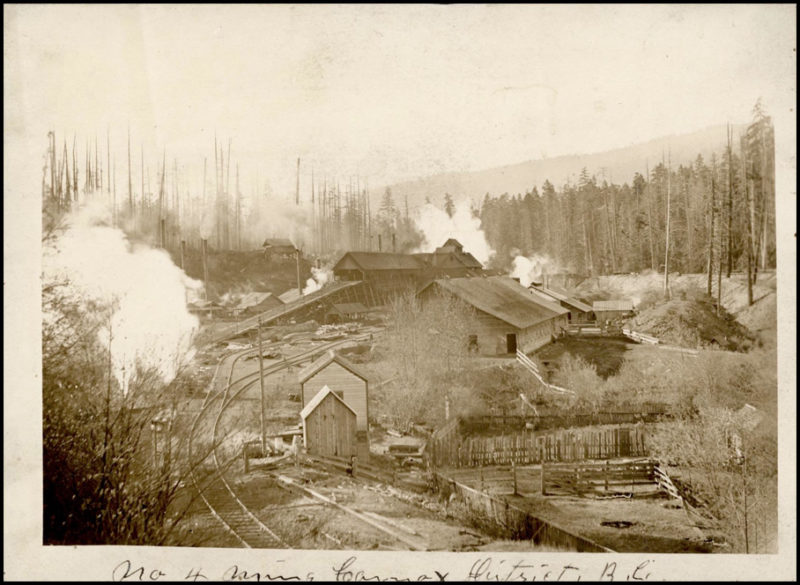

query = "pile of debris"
[{"left": 627, "top": 299, "right": 754, "bottom": 351}]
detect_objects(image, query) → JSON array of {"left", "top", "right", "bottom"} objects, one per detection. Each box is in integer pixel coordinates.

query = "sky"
[{"left": 4, "top": 4, "right": 796, "bottom": 200}]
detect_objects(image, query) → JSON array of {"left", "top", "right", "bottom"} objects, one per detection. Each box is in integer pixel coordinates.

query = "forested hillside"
[{"left": 477, "top": 103, "right": 776, "bottom": 286}]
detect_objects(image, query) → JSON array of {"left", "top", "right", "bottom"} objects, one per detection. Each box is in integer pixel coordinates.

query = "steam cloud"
[
  {"left": 511, "top": 253, "right": 559, "bottom": 288},
  {"left": 413, "top": 201, "right": 494, "bottom": 264},
  {"left": 43, "top": 204, "right": 202, "bottom": 393},
  {"left": 302, "top": 265, "right": 333, "bottom": 295}
]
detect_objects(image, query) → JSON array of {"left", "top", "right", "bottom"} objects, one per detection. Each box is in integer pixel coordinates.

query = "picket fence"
[{"left": 427, "top": 424, "right": 647, "bottom": 468}]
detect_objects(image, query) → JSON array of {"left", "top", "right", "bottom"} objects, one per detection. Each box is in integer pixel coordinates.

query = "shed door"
[{"left": 506, "top": 333, "right": 517, "bottom": 354}]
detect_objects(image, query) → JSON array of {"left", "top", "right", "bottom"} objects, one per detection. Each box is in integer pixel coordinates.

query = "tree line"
[{"left": 478, "top": 101, "right": 775, "bottom": 299}]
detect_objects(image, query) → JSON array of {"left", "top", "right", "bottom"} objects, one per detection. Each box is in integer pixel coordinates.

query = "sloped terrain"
[
  {"left": 573, "top": 271, "right": 777, "bottom": 345},
  {"left": 627, "top": 299, "right": 754, "bottom": 351}
]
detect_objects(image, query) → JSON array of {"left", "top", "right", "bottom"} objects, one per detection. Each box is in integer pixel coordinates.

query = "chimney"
[
  {"left": 378, "top": 234, "right": 382, "bottom": 252},
  {"left": 392, "top": 233, "right": 396, "bottom": 253}
]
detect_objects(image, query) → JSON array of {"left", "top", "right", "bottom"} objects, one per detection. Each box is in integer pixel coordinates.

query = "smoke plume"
[
  {"left": 510, "top": 253, "right": 559, "bottom": 288},
  {"left": 43, "top": 204, "right": 202, "bottom": 393},
  {"left": 413, "top": 201, "right": 494, "bottom": 264},
  {"left": 302, "top": 265, "right": 333, "bottom": 295}
]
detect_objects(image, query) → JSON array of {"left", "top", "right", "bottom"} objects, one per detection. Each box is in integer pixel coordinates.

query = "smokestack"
[
  {"left": 378, "top": 234, "right": 382, "bottom": 252},
  {"left": 392, "top": 233, "right": 396, "bottom": 253},
  {"left": 201, "top": 238, "right": 209, "bottom": 301},
  {"left": 296, "top": 248, "right": 302, "bottom": 296},
  {"left": 180, "top": 240, "right": 186, "bottom": 270}
]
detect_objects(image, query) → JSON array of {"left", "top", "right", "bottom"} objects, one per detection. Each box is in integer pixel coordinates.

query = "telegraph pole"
[{"left": 257, "top": 317, "right": 266, "bottom": 454}]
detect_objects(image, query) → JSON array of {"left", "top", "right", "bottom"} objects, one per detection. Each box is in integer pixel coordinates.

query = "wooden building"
[
  {"left": 417, "top": 276, "right": 569, "bottom": 355},
  {"left": 325, "top": 302, "right": 369, "bottom": 323},
  {"left": 331, "top": 239, "right": 484, "bottom": 304},
  {"left": 262, "top": 238, "right": 298, "bottom": 261},
  {"left": 529, "top": 284, "right": 595, "bottom": 323},
  {"left": 300, "top": 385, "right": 358, "bottom": 459},
  {"left": 229, "top": 292, "right": 283, "bottom": 317},
  {"left": 297, "top": 351, "right": 369, "bottom": 458},
  {"left": 592, "top": 299, "right": 635, "bottom": 323}
]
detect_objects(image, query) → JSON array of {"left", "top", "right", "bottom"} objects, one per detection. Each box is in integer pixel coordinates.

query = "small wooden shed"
[
  {"left": 298, "top": 351, "right": 369, "bottom": 459},
  {"left": 300, "top": 385, "right": 358, "bottom": 459}
]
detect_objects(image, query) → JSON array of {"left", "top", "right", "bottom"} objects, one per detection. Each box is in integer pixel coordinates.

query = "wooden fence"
[
  {"left": 541, "top": 459, "right": 657, "bottom": 497},
  {"left": 427, "top": 425, "right": 647, "bottom": 468},
  {"left": 459, "top": 408, "right": 668, "bottom": 435}
]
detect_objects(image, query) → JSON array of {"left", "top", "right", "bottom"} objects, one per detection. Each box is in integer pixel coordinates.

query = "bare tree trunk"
[
  {"left": 645, "top": 163, "right": 656, "bottom": 271},
  {"left": 664, "top": 151, "right": 672, "bottom": 297},
  {"left": 127, "top": 128, "right": 133, "bottom": 215},
  {"left": 742, "top": 142, "right": 754, "bottom": 306},
  {"left": 726, "top": 124, "right": 734, "bottom": 278},
  {"left": 707, "top": 167, "right": 716, "bottom": 297}
]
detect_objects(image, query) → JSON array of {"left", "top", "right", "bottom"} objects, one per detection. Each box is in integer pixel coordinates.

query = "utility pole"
[
  {"left": 201, "top": 238, "right": 209, "bottom": 301},
  {"left": 296, "top": 248, "right": 302, "bottom": 295},
  {"left": 257, "top": 317, "right": 267, "bottom": 454}
]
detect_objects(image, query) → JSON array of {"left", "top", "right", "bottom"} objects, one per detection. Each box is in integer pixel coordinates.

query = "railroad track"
[{"left": 188, "top": 332, "right": 374, "bottom": 548}]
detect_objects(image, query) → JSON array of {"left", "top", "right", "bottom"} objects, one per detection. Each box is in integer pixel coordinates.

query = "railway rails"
[{"left": 188, "top": 329, "right": 418, "bottom": 549}]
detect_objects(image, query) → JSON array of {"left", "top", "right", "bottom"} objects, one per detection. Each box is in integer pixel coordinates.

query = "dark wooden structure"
[
  {"left": 262, "top": 238, "right": 298, "bottom": 260},
  {"left": 300, "top": 385, "right": 358, "bottom": 459},
  {"left": 325, "top": 302, "right": 369, "bottom": 323},
  {"left": 331, "top": 239, "right": 484, "bottom": 305},
  {"left": 298, "top": 351, "right": 370, "bottom": 459}
]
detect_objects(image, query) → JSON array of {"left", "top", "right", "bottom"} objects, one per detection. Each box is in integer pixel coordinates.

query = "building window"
[{"left": 468, "top": 335, "right": 478, "bottom": 353}]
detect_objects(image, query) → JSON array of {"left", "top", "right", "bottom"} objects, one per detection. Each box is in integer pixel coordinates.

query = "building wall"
[
  {"left": 518, "top": 314, "right": 569, "bottom": 353},
  {"left": 467, "top": 310, "right": 520, "bottom": 355},
  {"left": 301, "top": 362, "right": 369, "bottom": 458},
  {"left": 595, "top": 310, "right": 631, "bottom": 323},
  {"left": 303, "top": 394, "right": 357, "bottom": 458}
]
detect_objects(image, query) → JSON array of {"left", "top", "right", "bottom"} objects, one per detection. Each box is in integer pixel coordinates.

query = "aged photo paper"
[{"left": 4, "top": 4, "right": 796, "bottom": 581}]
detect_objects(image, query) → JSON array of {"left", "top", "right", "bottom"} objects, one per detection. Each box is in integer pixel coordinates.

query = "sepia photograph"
[{"left": 4, "top": 4, "right": 796, "bottom": 581}]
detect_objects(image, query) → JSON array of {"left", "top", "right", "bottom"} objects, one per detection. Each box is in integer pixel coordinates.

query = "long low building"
[{"left": 417, "top": 276, "right": 569, "bottom": 355}]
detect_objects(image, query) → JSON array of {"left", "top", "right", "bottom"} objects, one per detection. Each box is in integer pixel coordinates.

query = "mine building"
[
  {"left": 528, "top": 284, "right": 595, "bottom": 323},
  {"left": 187, "top": 299, "right": 224, "bottom": 318},
  {"left": 417, "top": 275, "right": 569, "bottom": 355},
  {"left": 228, "top": 291, "right": 283, "bottom": 317},
  {"left": 592, "top": 299, "right": 635, "bottom": 323},
  {"left": 300, "top": 385, "right": 358, "bottom": 459},
  {"left": 262, "top": 238, "right": 298, "bottom": 261},
  {"left": 297, "top": 351, "right": 370, "bottom": 459},
  {"left": 325, "top": 302, "right": 370, "bottom": 323},
  {"left": 331, "top": 239, "right": 484, "bottom": 304},
  {"left": 333, "top": 251, "right": 422, "bottom": 293}
]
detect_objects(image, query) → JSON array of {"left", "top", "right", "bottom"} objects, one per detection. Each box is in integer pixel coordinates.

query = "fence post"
[
  {"left": 512, "top": 461, "right": 518, "bottom": 496},
  {"left": 541, "top": 461, "right": 546, "bottom": 496}
]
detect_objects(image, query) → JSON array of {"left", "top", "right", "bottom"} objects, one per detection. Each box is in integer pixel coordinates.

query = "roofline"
[
  {"left": 298, "top": 350, "right": 370, "bottom": 384},
  {"left": 300, "top": 385, "right": 358, "bottom": 419}
]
